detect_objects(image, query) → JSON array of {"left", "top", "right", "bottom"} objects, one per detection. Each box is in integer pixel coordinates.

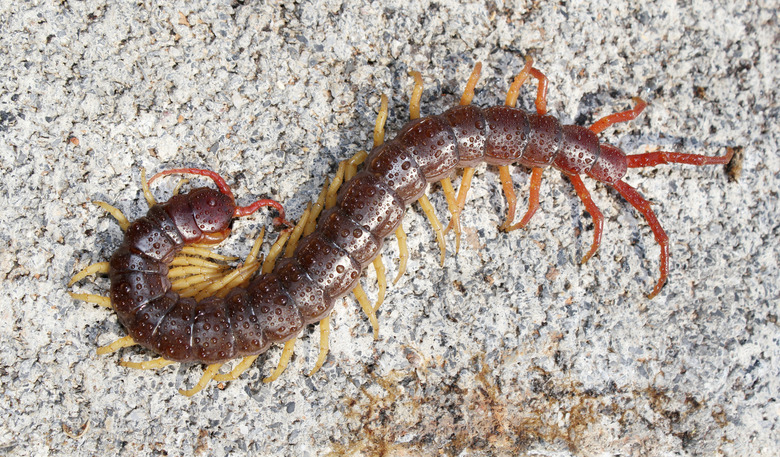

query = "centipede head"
[{"left": 188, "top": 187, "right": 236, "bottom": 244}]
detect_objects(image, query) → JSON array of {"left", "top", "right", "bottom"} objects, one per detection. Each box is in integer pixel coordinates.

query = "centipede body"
[{"left": 70, "top": 59, "right": 733, "bottom": 395}]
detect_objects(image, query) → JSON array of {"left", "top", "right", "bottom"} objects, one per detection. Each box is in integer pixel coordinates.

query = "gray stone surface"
[{"left": 0, "top": 0, "right": 777, "bottom": 456}]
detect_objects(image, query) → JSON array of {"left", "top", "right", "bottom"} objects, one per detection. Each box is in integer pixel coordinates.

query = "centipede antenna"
[
  {"left": 234, "top": 198, "right": 288, "bottom": 226},
  {"left": 148, "top": 168, "right": 235, "bottom": 200}
]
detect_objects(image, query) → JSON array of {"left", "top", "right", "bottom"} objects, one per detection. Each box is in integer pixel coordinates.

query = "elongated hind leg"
[
  {"left": 611, "top": 180, "right": 669, "bottom": 298},
  {"left": 627, "top": 148, "right": 734, "bottom": 168}
]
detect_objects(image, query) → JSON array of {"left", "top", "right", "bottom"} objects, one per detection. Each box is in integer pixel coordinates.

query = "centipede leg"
[
  {"left": 309, "top": 315, "right": 331, "bottom": 376},
  {"left": 568, "top": 174, "right": 604, "bottom": 264},
  {"left": 69, "top": 262, "right": 110, "bottom": 286},
  {"left": 263, "top": 339, "right": 297, "bottom": 383},
  {"left": 120, "top": 357, "right": 175, "bottom": 370},
  {"left": 440, "top": 177, "right": 462, "bottom": 253},
  {"left": 393, "top": 226, "right": 409, "bottom": 285},
  {"left": 354, "top": 282, "right": 380, "bottom": 338},
  {"left": 68, "top": 292, "right": 112, "bottom": 308},
  {"left": 372, "top": 256, "right": 386, "bottom": 313},
  {"left": 611, "top": 180, "right": 669, "bottom": 298},
  {"left": 93, "top": 201, "right": 130, "bottom": 231},
  {"left": 460, "top": 62, "right": 482, "bottom": 106},
  {"left": 505, "top": 57, "right": 534, "bottom": 108},
  {"left": 589, "top": 97, "right": 647, "bottom": 135},
  {"left": 445, "top": 63, "right": 482, "bottom": 240},
  {"left": 96, "top": 335, "right": 136, "bottom": 355},
  {"left": 418, "top": 195, "right": 447, "bottom": 265},
  {"left": 213, "top": 355, "right": 260, "bottom": 382},
  {"left": 305, "top": 180, "right": 330, "bottom": 236},
  {"left": 626, "top": 148, "right": 734, "bottom": 168},
  {"left": 446, "top": 167, "right": 476, "bottom": 234},
  {"left": 409, "top": 70, "right": 424, "bottom": 120},
  {"left": 179, "top": 363, "right": 224, "bottom": 397},
  {"left": 528, "top": 67, "right": 549, "bottom": 115},
  {"left": 506, "top": 167, "right": 544, "bottom": 231},
  {"left": 497, "top": 165, "right": 519, "bottom": 230}
]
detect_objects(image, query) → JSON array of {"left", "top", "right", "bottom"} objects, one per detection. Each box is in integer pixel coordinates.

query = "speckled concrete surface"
[{"left": 0, "top": 1, "right": 777, "bottom": 456}]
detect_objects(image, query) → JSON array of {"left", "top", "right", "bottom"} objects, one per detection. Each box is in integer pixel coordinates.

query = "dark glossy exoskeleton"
[{"left": 74, "top": 61, "right": 732, "bottom": 394}]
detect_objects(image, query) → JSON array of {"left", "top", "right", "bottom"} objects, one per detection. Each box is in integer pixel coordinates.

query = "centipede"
[{"left": 69, "top": 58, "right": 733, "bottom": 396}]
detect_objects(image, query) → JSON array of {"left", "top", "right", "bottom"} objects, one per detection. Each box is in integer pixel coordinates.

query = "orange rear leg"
[
  {"left": 568, "top": 174, "right": 604, "bottom": 264},
  {"left": 611, "top": 180, "right": 669, "bottom": 299},
  {"left": 589, "top": 97, "right": 647, "bottom": 135}
]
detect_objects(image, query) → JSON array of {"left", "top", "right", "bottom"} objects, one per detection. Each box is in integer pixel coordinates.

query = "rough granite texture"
[{"left": 0, "top": 1, "right": 777, "bottom": 456}]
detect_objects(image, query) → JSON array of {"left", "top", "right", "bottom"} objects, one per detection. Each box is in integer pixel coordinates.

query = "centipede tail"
[{"left": 70, "top": 59, "right": 732, "bottom": 394}]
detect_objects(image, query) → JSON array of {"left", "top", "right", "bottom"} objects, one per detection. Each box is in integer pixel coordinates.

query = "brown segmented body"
[{"left": 86, "top": 62, "right": 733, "bottom": 385}]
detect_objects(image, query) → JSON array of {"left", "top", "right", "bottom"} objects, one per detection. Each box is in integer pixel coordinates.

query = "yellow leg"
[
  {"left": 172, "top": 270, "right": 229, "bottom": 291},
  {"left": 178, "top": 246, "right": 238, "bottom": 262},
  {"left": 308, "top": 315, "right": 331, "bottom": 376},
  {"left": 393, "top": 226, "right": 409, "bottom": 285},
  {"left": 171, "top": 178, "right": 189, "bottom": 196},
  {"left": 167, "top": 264, "right": 225, "bottom": 279},
  {"left": 372, "top": 256, "right": 386, "bottom": 313},
  {"left": 285, "top": 203, "right": 312, "bottom": 258},
  {"left": 418, "top": 195, "right": 446, "bottom": 265},
  {"left": 459, "top": 62, "right": 482, "bottom": 106},
  {"left": 498, "top": 165, "right": 518, "bottom": 231},
  {"left": 120, "top": 357, "right": 175, "bottom": 370},
  {"left": 504, "top": 56, "right": 534, "bottom": 108},
  {"left": 141, "top": 168, "right": 157, "bottom": 208},
  {"left": 440, "top": 177, "right": 462, "bottom": 253},
  {"left": 446, "top": 167, "right": 476, "bottom": 234},
  {"left": 304, "top": 179, "right": 330, "bottom": 236},
  {"left": 68, "top": 262, "right": 110, "bottom": 286},
  {"left": 353, "top": 282, "right": 380, "bottom": 339},
  {"left": 196, "top": 262, "right": 260, "bottom": 301},
  {"left": 170, "top": 256, "right": 228, "bottom": 269},
  {"left": 262, "top": 230, "right": 291, "bottom": 274},
  {"left": 93, "top": 201, "right": 130, "bottom": 231},
  {"left": 96, "top": 335, "right": 136, "bottom": 355},
  {"left": 326, "top": 162, "right": 346, "bottom": 210},
  {"left": 263, "top": 339, "right": 297, "bottom": 383},
  {"left": 213, "top": 355, "right": 260, "bottom": 382},
  {"left": 179, "top": 363, "right": 224, "bottom": 397},
  {"left": 68, "top": 292, "right": 112, "bottom": 308},
  {"left": 374, "top": 94, "right": 389, "bottom": 147},
  {"left": 346, "top": 150, "right": 368, "bottom": 181},
  {"left": 245, "top": 228, "right": 266, "bottom": 267},
  {"left": 409, "top": 71, "right": 424, "bottom": 120}
]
